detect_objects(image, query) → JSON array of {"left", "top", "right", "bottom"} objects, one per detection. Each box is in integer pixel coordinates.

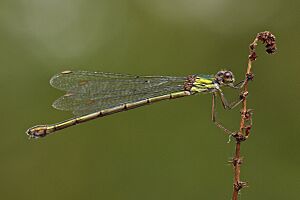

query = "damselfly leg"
[
  {"left": 212, "top": 93, "right": 232, "bottom": 135},
  {"left": 211, "top": 83, "right": 248, "bottom": 134}
]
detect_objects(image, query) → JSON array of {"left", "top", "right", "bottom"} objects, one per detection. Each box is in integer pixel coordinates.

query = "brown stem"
[{"left": 231, "top": 31, "right": 276, "bottom": 200}]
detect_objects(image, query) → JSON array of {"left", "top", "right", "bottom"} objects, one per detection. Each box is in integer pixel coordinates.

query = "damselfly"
[{"left": 27, "top": 70, "right": 247, "bottom": 138}]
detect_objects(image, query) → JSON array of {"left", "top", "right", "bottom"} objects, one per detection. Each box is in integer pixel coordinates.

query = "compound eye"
[
  {"left": 217, "top": 71, "right": 224, "bottom": 77},
  {"left": 224, "top": 72, "right": 232, "bottom": 78}
]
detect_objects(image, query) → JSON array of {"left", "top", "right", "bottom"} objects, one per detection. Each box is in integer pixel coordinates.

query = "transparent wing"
[{"left": 50, "top": 71, "right": 187, "bottom": 116}]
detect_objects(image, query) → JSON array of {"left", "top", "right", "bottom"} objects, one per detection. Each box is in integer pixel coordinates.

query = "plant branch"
[{"left": 231, "top": 31, "right": 277, "bottom": 200}]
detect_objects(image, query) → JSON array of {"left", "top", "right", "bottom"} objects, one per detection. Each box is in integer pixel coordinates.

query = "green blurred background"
[{"left": 0, "top": 0, "right": 299, "bottom": 199}]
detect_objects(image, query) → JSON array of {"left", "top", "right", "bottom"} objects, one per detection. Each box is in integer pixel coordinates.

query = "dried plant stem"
[
  {"left": 232, "top": 59, "right": 252, "bottom": 200},
  {"left": 231, "top": 31, "right": 276, "bottom": 200}
]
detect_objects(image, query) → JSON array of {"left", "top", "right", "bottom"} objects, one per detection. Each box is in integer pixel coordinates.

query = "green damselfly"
[{"left": 27, "top": 70, "right": 247, "bottom": 138}]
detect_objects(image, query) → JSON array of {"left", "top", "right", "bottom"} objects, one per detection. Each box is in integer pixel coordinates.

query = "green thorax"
[{"left": 184, "top": 74, "right": 219, "bottom": 93}]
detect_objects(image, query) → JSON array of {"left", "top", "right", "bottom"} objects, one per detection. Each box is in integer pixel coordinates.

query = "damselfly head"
[{"left": 215, "top": 70, "right": 235, "bottom": 85}]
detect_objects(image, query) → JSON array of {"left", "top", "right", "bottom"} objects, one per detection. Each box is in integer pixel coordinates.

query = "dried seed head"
[
  {"left": 249, "top": 51, "right": 257, "bottom": 61},
  {"left": 234, "top": 181, "right": 248, "bottom": 191},
  {"left": 257, "top": 31, "right": 277, "bottom": 54}
]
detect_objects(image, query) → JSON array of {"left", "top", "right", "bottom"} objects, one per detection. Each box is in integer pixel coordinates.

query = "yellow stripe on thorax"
[{"left": 190, "top": 77, "right": 216, "bottom": 92}]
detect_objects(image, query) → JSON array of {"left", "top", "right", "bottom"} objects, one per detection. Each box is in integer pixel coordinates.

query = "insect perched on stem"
[{"left": 26, "top": 70, "right": 247, "bottom": 138}]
